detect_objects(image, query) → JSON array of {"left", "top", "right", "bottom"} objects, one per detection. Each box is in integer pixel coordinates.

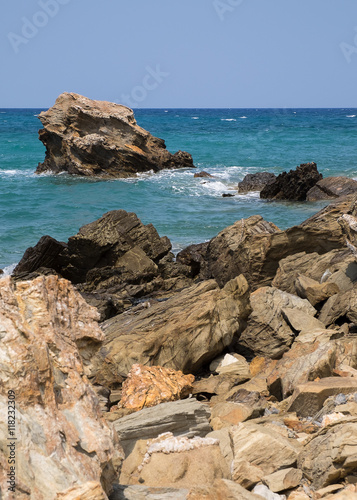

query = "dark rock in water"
[
  {"left": 238, "top": 172, "right": 276, "bottom": 193},
  {"left": 306, "top": 176, "right": 357, "bottom": 201},
  {"left": 13, "top": 235, "right": 66, "bottom": 276},
  {"left": 194, "top": 171, "right": 215, "bottom": 178},
  {"left": 260, "top": 162, "right": 322, "bottom": 201},
  {"left": 222, "top": 193, "right": 235, "bottom": 197},
  {"left": 35, "top": 92, "right": 194, "bottom": 178}
]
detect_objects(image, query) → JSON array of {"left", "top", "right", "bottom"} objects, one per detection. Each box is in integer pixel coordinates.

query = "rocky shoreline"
[
  {"left": 1, "top": 193, "right": 357, "bottom": 499},
  {"left": 2, "top": 95, "right": 357, "bottom": 499}
]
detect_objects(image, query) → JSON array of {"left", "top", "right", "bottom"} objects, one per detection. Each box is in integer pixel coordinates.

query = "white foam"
[
  {"left": 221, "top": 118, "right": 237, "bottom": 121},
  {"left": 0, "top": 169, "right": 34, "bottom": 178},
  {"left": 1, "top": 263, "right": 17, "bottom": 277},
  {"left": 347, "top": 115, "right": 356, "bottom": 118},
  {"left": 240, "top": 116, "right": 247, "bottom": 119},
  {"left": 192, "top": 116, "right": 199, "bottom": 119}
]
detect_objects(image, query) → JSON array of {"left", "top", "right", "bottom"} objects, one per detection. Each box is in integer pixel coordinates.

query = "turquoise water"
[{"left": 1, "top": 108, "right": 357, "bottom": 269}]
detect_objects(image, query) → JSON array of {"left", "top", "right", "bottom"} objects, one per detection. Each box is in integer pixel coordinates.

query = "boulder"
[
  {"left": 36, "top": 92, "right": 194, "bottom": 177},
  {"left": 192, "top": 370, "right": 250, "bottom": 399},
  {"left": 260, "top": 162, "right": 322, "bottom": 201},
  {"left": 288, "top": 378, "right": 357, "bottom": 417},
  {"left": 114, "top": 364, "right": 194, "bottom": 412},
  {"left": 0, "top": 276, "right": 123, "bottom": 499},
  {"left": 188, "top": 479, "right": 265, "bottom": 499},
  {"left": 295, "top": 275, "right": 340, "bottom": 306},
  {"left": 110, "top": 398, "right": 211, "bottom": 455},
  {"left": 111, "top": 484, "right": 189, "bottom": 499},
  {"left": 176, "top": 242, "right": 209, "bottom": 278},
  {"left": 237, "top": 286, "right": 316, "bottom": 359},
  {"left": 57, "top": 482, "right": 108, "bottom": 500},
  {"left": 230, "top": 422, "right": 300, "bottom": 488},
  {"left": 319, "top": 288, "right": 357, "bottom": 327},
  {"left": 199, "top": 197, "right": 351, "bottom": 289},
  {"left": 272, "top": 249, "right": 356, "bottom": 295},
  {"left": 89, "top": 275, "right": 250, "bottom": 384},
  {"left": 263, "top": 468, "right": 303, "bottom": 493},
  {"left": 306, "top": 176, "right": 357, "bottom": 201},
  {"left": 210, "top": 402, "right": 259, "bottom": 430},
  {"left": 13, "top": 235, "right": 66, "bottom": 276},
  {"left": 119, "top": 433, "right": 230, "bottom": 489},
  {"left": 238, "top": 172, "right": 276, "bottom": 193},
  {"left": 266, "top": 335, "right": 340, "bottom": 400},
  {"left": 298, "top": 421, "right": 357, "bottom": 489}
]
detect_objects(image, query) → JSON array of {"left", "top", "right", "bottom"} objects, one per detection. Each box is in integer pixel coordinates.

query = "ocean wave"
[
  {"left": 221, "top": 118, "right": 237, "bottom": 122},
  {"left": 192, "top": 117, "right": 199, "bottom": 120},
  {"left": 1, "top": 263, "right": 17, "bottom": 276},
  {"left": 0, "top": 169, "right": 34, "bottom": 178},
  {"left": 347, "top": 115, "right": 356, "bottom": 118},
  {"left": 240, "top": 116, "right": 247, "bottom": 119}
]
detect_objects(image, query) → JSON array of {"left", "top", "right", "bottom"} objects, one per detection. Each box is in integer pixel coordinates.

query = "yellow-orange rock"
[{"left": 117, "top": 364, "right": 195, "bottom": 411}]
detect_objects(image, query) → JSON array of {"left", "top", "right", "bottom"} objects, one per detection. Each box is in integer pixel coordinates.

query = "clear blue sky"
[{"left": 1, "top": 0, "right": 357, "bottom": 108}]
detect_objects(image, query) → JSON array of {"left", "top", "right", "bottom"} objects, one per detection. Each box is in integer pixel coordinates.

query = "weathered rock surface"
[
  {"left": 295, "top": 275, "right": 340, "bottom": 306},
  {"left": 298, "top": 421, "right": 357, "bottom": 489},
  {"left": 57, "top": 482, "right": 108, "bottom": 500},
  {"left": 306, "top": 176, "right": 357, "bottom": 201},
  {"left": 188, "top": 479, "right": 264, "bottom": 499},
  {"left": 0, "top": 276, "right": 123, "bottom": 499},
  {"left": 263, "top": 467, "right": 303, "bottom": 492},
  {"left": 120, "top": 433, "right": 230, "bottom": 489},
  {"left": 319, "top": 287, "right": 357, "bottom": 327},
  {"left": 288, "top": 378, "right": 357, "bottom": 417},
  {"left": 111, "top": 484, "right": 189, "bottom": 499},
  {"left": 237, "top": 286, "right": 316, "bottom": 359},
  {"left": 110, "top": 398, "right": 211, "bottom": 455},
  {"left": 260, "top": 162, "right": 322, "bottom": 201},
  {"left": 272, "top": 249, "right": 356, "bottom": 295},
  {"left": 196, "top": 198, "right": 350, "bottom": 290},
  {"left": 238, "top": 172, "right": 276, "bottom": 193},
  {"left": 115, "top": 364, "right": 194, "bottom": 412},
  {"left": 230, "top": 422, "right": 300, "bottom": 488},
  {"left": 36, "top": 92, "right": 194, "bottom": 178},
  {"left": 90, "top": 275, "right": 250, "bottom": 384}
]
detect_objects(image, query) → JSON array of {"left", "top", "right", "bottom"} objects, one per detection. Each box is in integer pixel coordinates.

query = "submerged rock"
[
  {"left": 260, "top": 162, "right": 322, "bottom": 201},
  {"left": 36, "top": 92, "right": 194, "bottom": 178},
  {"left": 238, "top": 171, "right": 276, "bottom": 193}
]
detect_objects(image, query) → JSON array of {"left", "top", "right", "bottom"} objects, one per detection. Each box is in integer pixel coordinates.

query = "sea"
[{"left": 1, "top": 107, "right": 357, "bottom": 272}]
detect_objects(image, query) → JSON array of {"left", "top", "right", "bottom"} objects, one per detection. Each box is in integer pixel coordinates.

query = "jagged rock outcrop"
[
  {"left": 0, "top": 275, "right": 123, "bottom": 500},
  {"left": 306, "top": 176, "right": 357, "bottom": 201},
  {"left": 191, "top": 197, "right": 353, "bottom": 289},
  {"left": 36, "top": 93, "right": 194, "bottom": 177},
  {"left": 89, "top": 275, "right": 250, "bottom": 385},
  {"left": 260, "top": 162, "right": 322, "bottom": 201},
  {"left": 13, "top": 210, "right": 192, "bottom": 321},
  {"left": 238, "top": 172, "right": 276, "bottom": 193}
]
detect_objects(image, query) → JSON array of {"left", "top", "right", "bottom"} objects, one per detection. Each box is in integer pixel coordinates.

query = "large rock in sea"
[
  {"left": 238, "top": 172, "right": 276, "bottom": 193},
  {"left": 0, "top": 275, "right": 124, "bottom": 499},
  {"left": 260, "top": 162, "right": 322, "bottom": 201},
  {"left": 35, "top": 92, "right": 194, "bottom": 177}
]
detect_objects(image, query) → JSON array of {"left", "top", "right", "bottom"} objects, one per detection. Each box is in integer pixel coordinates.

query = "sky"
[{"left": 1, "top": 0, "right": 357, "bottom": 108}]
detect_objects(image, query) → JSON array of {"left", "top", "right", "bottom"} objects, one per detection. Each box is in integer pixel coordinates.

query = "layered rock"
[
  {"left": 114, "top": 364, "right": 195, "bottom": 412},
  {"left": 0, "top": 275, "right": 123, "bottom": 499},
  {"left": 36, "top": 93, "right": 194, "bottom": 178},
  {"left": 306, "top": 176, "right": 357, "bottom": 201},
  {"left": 89, "top": 275, "right": 250, "bottom": 384},
  {"left": 237, "top": 286, "right": 317, "bottom": 359},
  {"left": 238, "top": 171, "right": 276, "bottom": 193},
  {"left": 260, "top": 162, "right": 322, "bottom": 201}
]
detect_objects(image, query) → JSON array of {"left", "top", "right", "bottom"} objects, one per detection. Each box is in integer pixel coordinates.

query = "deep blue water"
[{"left": 1, "top": 107, "right": 357, "bottom": 270}]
